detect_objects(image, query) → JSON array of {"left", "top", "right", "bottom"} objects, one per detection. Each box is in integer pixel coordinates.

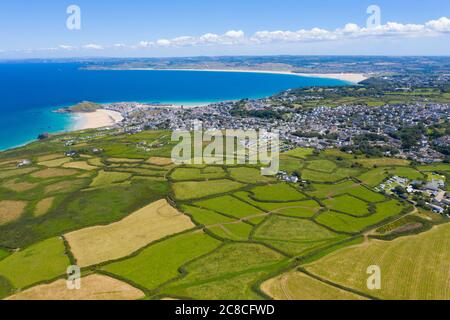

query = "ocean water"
[{"left": 0, "top": 62, "right": 348, "bottom": 151}]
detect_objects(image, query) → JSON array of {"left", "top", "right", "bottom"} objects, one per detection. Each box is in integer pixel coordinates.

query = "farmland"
[
  {"left": 304, "top": 224, "right": 450, "bottom": 300},
  {"left": 0, "top": 128, "right": 448, "bottom": 300},
  {"left": 65, "top": 199, "right": 195, "bottom": 267}
]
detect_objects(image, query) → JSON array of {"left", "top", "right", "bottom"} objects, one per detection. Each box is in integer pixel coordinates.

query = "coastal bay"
[{"left": 0, "top": 62, "right": 348, "bottom": 151}]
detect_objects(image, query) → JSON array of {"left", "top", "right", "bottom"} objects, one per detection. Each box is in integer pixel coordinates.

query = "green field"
[
  {"left": 279, "top": 155, "right": 305, "bottom": 173},
  {"left": 357, "top": 167, "right": 391, "bottom": 186},
  {"left": 253, "top": 216, "right": 347, "bottom": 256},
  {"left": 228, "top": 167, "right": 275, "bottom": 184},
  {"left": 306, "top": 160, "right": 337, "bottom": 173},
  {"left": 0, "top": 237, "right": 69, "bottom": 290},
  {"left": 102, "top": 231, "right": 221, "bottom": 290},
  {"left": 417, "top": 163, "right": 450, "bottom": 172},
  {"left": 315, "top": 200, "right": 406, "bottom": 233},
  {"left": 308, "top": 180, "right": 386, "bottom": 202},
  {"left": 194, "top": 195, "right": 263, "bottom": 219},
  {"left": 0, "top": 179, "right": 169, "bottom": 248},
  {"left": 250, "top": 183, "right": 306, "bottom": 202},
  {"left": 170, "top": 167, "right": 227, "bottom": 181},
  {"left": 235, "top": 192, "right": 320, "bottom": 217},
  {"left": 354, "top": 158, "right": 410, "bottom": 168},
  {"left": 208, "top": 222, "right": 254, "bottom": 240},
  {"left": 172, "top": 179, "right": 244, "bottom": 200},
  {"left": 90, "top": 170, "right": 132, "bottom": 187},
  {"left": 302, "top": 168, "right": 361, "bottom": 183},
  {"left": 388, "top": 167, "right": 424, "bottom": 180},
  {"left": 323, "top": 195, "right": 370, "bottom": 216},
  {"left": 0, "top": 249, "right": 9, "bottom": 261},
  {"left": 284, "top": 148, "right": 314, "bottom": 159},
  {"left": 0, "top": 127, "right": 448, "bottom": 300},
  {"left": 161, "top": 243, "right": 287, "bottom": 299},
  {"left": 181, "top": 205, "right": 236, "bottom": 225}
]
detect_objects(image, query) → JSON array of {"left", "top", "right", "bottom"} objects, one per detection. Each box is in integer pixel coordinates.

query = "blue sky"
[{"left": 0, "top": 0, "right": 449, "bottom": 58}]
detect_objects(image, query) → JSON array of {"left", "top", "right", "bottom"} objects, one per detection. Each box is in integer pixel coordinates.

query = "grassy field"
[
  {"left": 357, "top": 167, "right": 391, "bottom": 187},
  {"left": 305, "top": 224, "right": 450, "bottom": 299},
  {"left": 38, "top": 157, "right": 71, "bottom": 167},
  {"left": 0, "top": 248, "right": 9, "bottom": 261},
  {"left": 417, "top": 163, "right": 450, "bottom": 172},
  {"left": 250, "top": 183, "right": 306, "bottom": 202},
  {"left": 0, "top": 237, "right": 70, "bottom": 290},
  {"left": 170, "top": 167, "right": 227, "bottom": 181},
  {"left": 0, "top": 128, "right": 448, "bottom": 300},
  {"left": 0, "top": 179, "right": 169, "bottom": 248},
  {"left": 161, "top": 243, "right": 287, "bottom": 299},
  {"left": 279, "top": 155, "right": 305, "bottom": 173},
  {"left": 307, "top": 181, "right": 386, "bottom": 202},
  {"left": 302, "top": 168, "right": 361, "bottom": 183},
  {"left": 323, "top": 195, "right": 370, "bottom": 216},
  {"left": 181, "top": 205, "right": 236, "bottom": 225},
  {"left": 65, "top": 199, "right": 194, "bottom": 267},
  {"left": 63, "top": 161, "right": 98, "bottom": 171},
  {"left": 194, "top": 195, "right": 263, "bottom": 219},
  {"left": 253, "top": 216, "right": 347, "bottom": 256},
  {"left": 354, "top": 158, "right": 410, "bottom": 168},
  {"left": 6, "top": 274, "right": 144, "bottom": 300},
  {"left": 388, "top": 167, "right": 424, "bottom": 180},
  {"left": 208, "top": 221, "right": 254, "bottom": 240},
  {"left": 172, "top": 179, "right": 244, "bottom": 200},
  {"left": 306, "top": 160, "right": 337, "bottom": 173},
  {"left": 284, "top": 148, "right": 314, "bottom": 159},
  {"left": 315, "top": 200, "right": 406, "bottom": 233},
  {"left": 103, "top": 231, "right": 221, "bottom": 290},
  {"left": 228, "top": 167, "right": 275, "bottom": 184},
  {"left": 90, "top": 170, "right": 132, "bottom": 187},
  {"left": 234, "top": 192, "right": 320, "bottom": 217},
  {"left": 261, "top": 271, "right": 366, "bottom": 300}
]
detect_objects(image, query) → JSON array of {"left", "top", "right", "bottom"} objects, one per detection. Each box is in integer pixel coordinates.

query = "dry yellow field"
[
  {"left": 305, "top": 224, "right": 450, "bottom": 300},
  {"left": 34, "top": 197, "right": 55, "bottom": 217},
  {"left": 63, "top": 161, "right": 98, "bottom": 171},
  {"left": 65, "top": 199, "right": 195, "bottom": 267},
  {"left": 261, "top": 271, "right": 366, "bottom": 300},
  {"left": 147, "top": 157, "right": 173, "bottom": 166},
  {"left": 87, "top": 158, "right": 104, "bottom": 167},
  {"left": 44, "top": 180, "right": 84, "bottom": 194},
  {"left": 31, "top": 168, "right": 79, "bottom": 179},
  {"left": 0, "top": 200, "right": 27, "bottom": 225},
  {"left": 2, "top": 179, "right": 38, "bottom": 192},
  {"left": 38, "top": 157, "right": 71, "bottom": 167},
  {"left": 6, "top": 274, "right": 144, "bottom": 300},
  {"left": 0, "top": 167, "right": 37, "bottom": 179},
  {"left": 108, "top": 158, "right": 143, "bottom": 163},
  {"left": 37, "top": 154, "right": 64, "bottom": 162}
]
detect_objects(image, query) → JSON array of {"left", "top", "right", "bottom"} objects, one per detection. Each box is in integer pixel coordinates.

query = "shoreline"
[
  {"left": 109, "top": 68, "right": 369, "bottom": 84},
  {"left": 71, "top": 109, "right": 124, "bottom": 131}
]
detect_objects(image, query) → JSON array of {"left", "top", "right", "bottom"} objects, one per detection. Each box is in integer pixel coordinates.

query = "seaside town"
[
  {"left": 50, "top": 75, "right": 450, "bottom": 218},
  {"left": 98, "top": 95, "right": 449, "bottom": 164}
]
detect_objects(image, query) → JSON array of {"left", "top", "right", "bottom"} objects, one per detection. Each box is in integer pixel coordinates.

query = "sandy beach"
[
  {"left": 72, "top": 109, "right": 124, "bottom": 131},
  {"left": 122, "top": 68, "right": 369, "bottom": 84}
]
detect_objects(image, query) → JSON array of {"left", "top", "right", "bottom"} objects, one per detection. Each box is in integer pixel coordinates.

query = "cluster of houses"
[
  {"left": 95, "top": 96, "right": 449, "bottom": 165},
  {"left": 378, "top": 175, "right": 449, "bottom": 216}
]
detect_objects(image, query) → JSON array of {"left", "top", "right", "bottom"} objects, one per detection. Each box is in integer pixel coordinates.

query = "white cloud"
[
  {"left": 133, "top": 17, "right": 450, "bottom": 49},
  {"left": 3, "top": 16, "right": 450, "bottom": 55},
  {"left": 83, "top": 44, "right": 104, "bottom": 50},
  {"left": 58, "top": 44, "right": 77, "bottom": 50},
  {"left": 425, "top": 17, "right": 450, "bottom": 32}
]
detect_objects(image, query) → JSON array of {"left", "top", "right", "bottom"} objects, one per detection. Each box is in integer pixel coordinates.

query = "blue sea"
[{"left": 0, "top": 62, "right": 348, "bottom": 151}]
